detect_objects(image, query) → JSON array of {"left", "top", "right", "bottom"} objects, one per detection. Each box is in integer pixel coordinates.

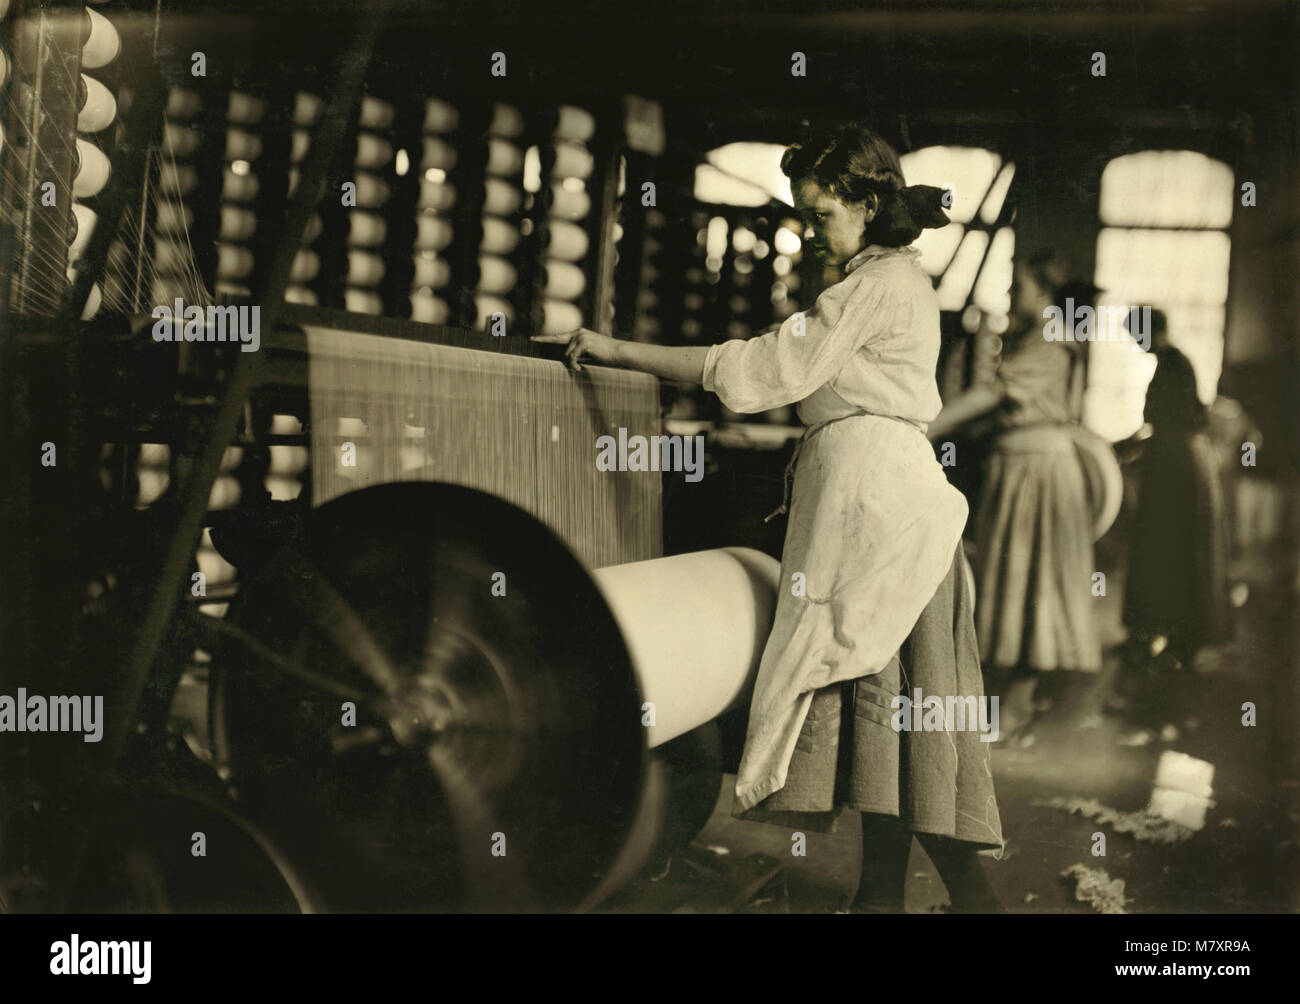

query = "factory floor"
[{"left": 602, "top": 540, "right": 1300, "bottom": 914}]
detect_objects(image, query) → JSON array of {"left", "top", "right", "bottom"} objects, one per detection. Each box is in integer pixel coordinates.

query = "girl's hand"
[{"left": 530, "top": 328, "right": 619, "bottom": 372}]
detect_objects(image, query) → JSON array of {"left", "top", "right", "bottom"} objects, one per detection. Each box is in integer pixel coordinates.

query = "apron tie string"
[{"left": 763, "top": 435, "right": 807, "bottom": 523}]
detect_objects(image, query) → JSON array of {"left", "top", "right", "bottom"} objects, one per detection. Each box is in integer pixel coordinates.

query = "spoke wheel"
[{"left": 211, "top": 483, "right": 646, "bottom": 912}]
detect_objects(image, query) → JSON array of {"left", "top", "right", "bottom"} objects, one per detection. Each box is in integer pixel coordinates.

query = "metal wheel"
[{"left": 210, "top": 483, "right": 646, "bottom": 911}]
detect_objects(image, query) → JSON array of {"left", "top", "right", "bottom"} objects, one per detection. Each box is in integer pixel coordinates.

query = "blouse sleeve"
[{"left": 701, "top": 268, "right": 893, "bottom": 414}]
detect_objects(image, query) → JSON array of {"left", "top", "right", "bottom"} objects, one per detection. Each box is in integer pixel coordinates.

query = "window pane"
[
  {"left": 693, "top": 162, "right": 771, "bottom": 207},
  {"left": 1099, "top": 150, "right": 1234, "bottom": 229},
  {"left": 703, "top": 142, "right": 794, "bottom": 206},
  {"left": 936, "top": 229, "right": 988, "bottom": 311},
  {"left": 901, "top": 146, "right": 1001, "bottom": 225},
  {"left": 972, "top": 227, "right": 1014, "bottom": 314},
  {"left": 913, "top": 222, "right": 963, "bottom": 277},
  {"left": 1083, "top": 300, "right": 1158, "bottom": 442},
  {"left": 978, "top": 162, "right": 1016, "bottom": 225},
  {"left": 1095, "top": 228, "right": 1231, "bottom": 305},
  {"left": 1090, "top": 150, "right": 1233, "bottom": 435}
]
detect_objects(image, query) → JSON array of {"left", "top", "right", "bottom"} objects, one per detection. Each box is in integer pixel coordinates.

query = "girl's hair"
[
  {"left": 780, "top": 121, "right": 950, "bottom": 247},
  {"left": 1021, "top": 249, "right": 1101, "bottom": 313},
  {"left": 1019, "top": 248, "right": 1068, "bottom": 297}
]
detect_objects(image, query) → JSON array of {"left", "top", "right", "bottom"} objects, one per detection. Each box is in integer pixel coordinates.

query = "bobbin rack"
[{"left": 0, "top": 1, "right": 795, "bottom": 913}]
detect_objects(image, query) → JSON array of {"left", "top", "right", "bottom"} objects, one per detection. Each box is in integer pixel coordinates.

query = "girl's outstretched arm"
[
  {"left": 927, "top": 384, "right": 1002, "bottom": 441},
  {"left": 532, "top": 328, "right": 710, "bottom": 384}
]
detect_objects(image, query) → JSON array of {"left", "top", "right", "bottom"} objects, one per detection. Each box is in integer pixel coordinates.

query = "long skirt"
[
  {"left": 738, "top": 545, "right": 1003, "bottom": 849},
  {"left": 974, "top": 425, "right": 1102, "bottom": 673},
  {"left": 731, "top": 414, "right": 969, "bottom": 813},
  {"left": 1124, "top": 430, "right": 1232, "bottom": 651}
]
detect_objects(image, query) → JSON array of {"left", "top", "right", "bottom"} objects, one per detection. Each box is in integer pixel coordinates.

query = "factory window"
[
  {"left": 899, "top": 146, "right": 1016, "bottom": 392},
  {"left": 688, "top": 144, "right": 804, "bottom": 356},
  {"left": 694, "top": 142, "right": 793, "bottom": 207},
  {"left": 900, "top": 146, "right": 1016, "bottom": 316},
  {"left": 1087, "top": 150, "right": 1234, "bottom": 442},
  {"left": 695, "top": 143, "right": 1016, "bottom": 312},
  {"left": 693, "top": 141, "right": 1015, "bottom": 321}
]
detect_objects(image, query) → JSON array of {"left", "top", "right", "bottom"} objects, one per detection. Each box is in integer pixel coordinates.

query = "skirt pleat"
[
  {"left": 973, "top": 427, "right": 1102, "bottom": 673},
  {"left": 738, "top": 545, "right": 1004, "bottom": 850}
]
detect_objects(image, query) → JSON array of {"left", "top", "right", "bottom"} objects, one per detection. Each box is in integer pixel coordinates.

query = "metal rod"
[{"left": 106, "top": 2, "right": 395, "bottom": 772}]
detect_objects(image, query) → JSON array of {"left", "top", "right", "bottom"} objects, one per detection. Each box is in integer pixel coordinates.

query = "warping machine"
[{"left": 0, "top": 0, "right": 783, "bottom": 912}]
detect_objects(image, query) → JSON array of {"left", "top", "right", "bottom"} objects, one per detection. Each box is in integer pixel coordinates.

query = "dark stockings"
[
  {"left": 985, "top": 666, "right": 1038, "bottom": 741},
  {"left": 852, "top": 812, "right": 911, "bottom": 912},
  {"left": 852, "top": 812, "right": 1003, "bottom": 914}
]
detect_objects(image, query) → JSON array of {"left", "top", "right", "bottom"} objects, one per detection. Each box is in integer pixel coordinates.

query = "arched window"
[
  {"left": 686, "top": 142, "right": 1016, "bottom": 387},
  {"left": 900, "top": 147, "right": 1015, "bottom": 316},
  {"left": 901, "top": 146, "right": 1015, "bottom": 391},
  {"left": 1087, "top": 150, "right": 1234, "bottom": 441}
]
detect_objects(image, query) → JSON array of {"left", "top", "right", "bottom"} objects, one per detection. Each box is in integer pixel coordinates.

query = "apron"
[{"left": 733, "top": 411, "right": 969, "bottom": 813}]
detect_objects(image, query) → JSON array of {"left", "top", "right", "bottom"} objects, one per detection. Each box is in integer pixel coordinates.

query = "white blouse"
[{"left": 701, "top": 244, "right": 944, "bottom": 428}]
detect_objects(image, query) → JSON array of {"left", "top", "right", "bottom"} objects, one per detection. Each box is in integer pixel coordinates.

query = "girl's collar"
[{"left": 843, "top": 243, "right": 920, "bottom": 275}]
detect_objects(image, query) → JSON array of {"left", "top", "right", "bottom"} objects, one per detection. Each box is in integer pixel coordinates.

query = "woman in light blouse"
[
  {"left": 929, "top": 260, "right": 1104, "bottom": 741},
  {"left": 536, "top": 123, "right": 1003, "bottom": 913}
]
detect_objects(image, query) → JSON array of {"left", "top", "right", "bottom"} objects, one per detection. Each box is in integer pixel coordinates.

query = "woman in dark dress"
[{"left": 1122, "top": 308, "right": 1232, "bottom": 668}]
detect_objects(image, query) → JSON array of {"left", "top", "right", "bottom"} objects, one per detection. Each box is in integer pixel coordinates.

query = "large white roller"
[{"left": 591, "top": 547, "right": 780, "bottom": 748}]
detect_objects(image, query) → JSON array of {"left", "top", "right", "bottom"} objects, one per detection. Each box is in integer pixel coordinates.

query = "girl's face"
[{"left": 793, "top": 178, "right": 873, "bottom": 268}]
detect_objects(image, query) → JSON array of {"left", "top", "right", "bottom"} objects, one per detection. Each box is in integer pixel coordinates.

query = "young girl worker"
[{"left": 534, "top": 122, "right": 1004, "bottom": 913}]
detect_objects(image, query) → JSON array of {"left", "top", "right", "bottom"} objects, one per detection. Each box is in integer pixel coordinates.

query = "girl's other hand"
[{"left": 530, "top": 328, "right": 619, "bottom": 372}]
